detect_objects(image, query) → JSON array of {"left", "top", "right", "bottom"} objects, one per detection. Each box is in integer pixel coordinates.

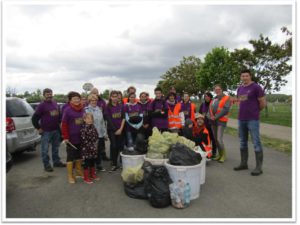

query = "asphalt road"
[{"left": 6, "top": 134, "right": 292, "bottom": 219}]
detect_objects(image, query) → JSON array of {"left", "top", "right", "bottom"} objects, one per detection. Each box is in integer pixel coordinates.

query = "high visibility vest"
[
  {"left": 123, "top": 98, "right": 139, "bottom": 104},
  {"left": 202, "top": 128, "right": 212, "bottom": 158},
  {"left": 168, "top": 103, "right": 182, "bottom": 129},
  {"left": 190, "top": 103, "right": 196, "bottom": 122},
  {"left": 209, "top": 95, "right": 230, "bottom": 122}
]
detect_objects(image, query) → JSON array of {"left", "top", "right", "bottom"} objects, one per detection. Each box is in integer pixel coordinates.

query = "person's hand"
[
  {"left": 115, "top": 129, "right": 122, "bottom": 135},
  {"left": 63, "top": 139, "right": 70, "bottom": 144},
  {"left": 38, "top": 128, "right": 43, "bottom": 134},
  {"left": 210, "top": 115, "right": 216, "bottom": 121},
  {"left": 188, "top": 124, "right": 193, "bottom": 128},
  {"left": 143, "top": 124, "right": 149, "bottom": 129}
]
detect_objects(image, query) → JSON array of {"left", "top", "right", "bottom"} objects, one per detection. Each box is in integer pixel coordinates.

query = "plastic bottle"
[{"left": 184, "top": 182, "right": 191, "bottom": 206}]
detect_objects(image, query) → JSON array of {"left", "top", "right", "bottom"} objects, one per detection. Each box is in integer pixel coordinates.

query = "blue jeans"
[
  {"left": 40, "top": 129, "right": 61, "bottom": 167},
  {"left": 126, "top": 131, "right": 137, "bottom": 148},
  {"left": 238, "top": 120, "right": 263, "bottom": 152}
]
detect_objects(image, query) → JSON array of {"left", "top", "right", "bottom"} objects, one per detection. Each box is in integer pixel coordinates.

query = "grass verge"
[{"left": 225, "top": 127, "right": 292, "bottom": 154}]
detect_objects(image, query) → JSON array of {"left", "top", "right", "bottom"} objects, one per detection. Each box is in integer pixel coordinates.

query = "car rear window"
[{"left": 6, "top": 99, "right": 34, "bottom": 117}]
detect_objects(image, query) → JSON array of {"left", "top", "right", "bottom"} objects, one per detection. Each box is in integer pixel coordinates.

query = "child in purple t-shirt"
[
  {"left": 80, "top": 113, "right": 100, "bottom": 184},
  {"left": 124, "top": 93, "right": 143, "bottom": 150}
]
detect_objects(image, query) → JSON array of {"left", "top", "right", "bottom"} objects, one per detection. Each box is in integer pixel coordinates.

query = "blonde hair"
[
  {"left": 83, "top": 112, "right": 94, "bottom": 121},
  {"left": 88, "top": 94, "right": 99, "bottom": 102}
]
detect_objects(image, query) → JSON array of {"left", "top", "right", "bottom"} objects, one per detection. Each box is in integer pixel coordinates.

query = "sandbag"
[
  {"left": 169, "top": 143, "right": 202, "bottom": 166},
  {"left": 145, "top": 166, "right": 173, "bottom": 208},
  {"left": 124, "top": 182, "right": 148, "bottom": 199},
  {"left": 177, "top": 136, "right": 196, "bottom": 150},
  {"left": 121, "top": 165, "right": 144, "bottom": 184}
]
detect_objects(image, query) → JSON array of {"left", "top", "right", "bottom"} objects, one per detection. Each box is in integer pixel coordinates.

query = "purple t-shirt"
[
  {"left": 61, "top": 103, "right": 70, "bottom": 116},
  {"left": 105, "top": 103, "right": 124, "bottom": 131},
  {"left": 181, "top": 102, "right": 193, "bottom": 120},
  {"left": 124, "top": 103, "right": 142, "bottom": 132},
  {"left": 97, "top": 98, "right": 107, "bottom": 112},
  {"left": 237, "top": 83, "right": 264, "bottom": 120},
  {"left": 149, "top": 99, "right": 168, "bottom": 129},
  {"left": 35, "top": 101, "right": 60, "bottom": 132},
  {"left": 138, "top": 101, "right": 150, "bottom": 124},
  {"left": 62, "top": 107, "right": 84, "bottom": 145}
]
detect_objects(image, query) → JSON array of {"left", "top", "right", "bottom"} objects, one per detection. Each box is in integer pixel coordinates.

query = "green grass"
[
  {"left": 225, "top": 127, "right": 292, "bottom": 154},
  {"left": 195, "top": 101, "right": 292, "bottom": 127},
  {"left": 229, "top": 103, "right": 292, "bottom": 127}
]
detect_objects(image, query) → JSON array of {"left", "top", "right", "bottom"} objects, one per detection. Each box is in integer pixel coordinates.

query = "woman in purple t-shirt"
[
  {"left": 61, "top": 92, "right": 84, "bottom": 184},
  {"left": 104, "top": 91, "right": 125, "bottom": 172}
]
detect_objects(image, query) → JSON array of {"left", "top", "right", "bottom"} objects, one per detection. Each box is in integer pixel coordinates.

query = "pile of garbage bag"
[
  {"left": 147, "top": 127, "right": 196, "bottom": 159},
  {"left": 169, "top": 143, "right": 202, "bottom": 166}
]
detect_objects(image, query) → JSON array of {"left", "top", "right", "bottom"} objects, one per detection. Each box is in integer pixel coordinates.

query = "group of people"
[{"left": 31, "top": 69, "right": 266, "bottom": 185}]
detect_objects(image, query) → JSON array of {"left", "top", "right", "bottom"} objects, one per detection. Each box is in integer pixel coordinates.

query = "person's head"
[
  {"left": 214, "top": 84, "right": 223, "bottom": 96},
  {"left": 139, "top": 92, "right": 148, "bottom": 103},
  {"left": 81, "top": 94, "right": 87, "bottom": 105},
  {"left": 195, "top": 113, "right": 205, "bottom": 126},
  {"left": 117, "top": 91, "right": 123, "bottom": 103},
  {"left": 43, "top": 88, "right": 53, "bottom": 101},
  {"left": 68, "top": 91, "right": 81, "bottom": 106},
  {"left": 169, "top": 86, "right": 176, "bottom": 94},
  {"left": 240, "top": 69, "right": 252, "bottom": 84},
  {"left": 204, "top": 92, "right": 213, "bottom": 103},
  {"left": 183, "top": 92, "right": 190, "bottom": 103},
  {"left": 167, "top": 92, "right": 176, "bottom": 102},
  {"left": 127, "top": 86, "right": 136, "bottom": 95},
  {"left": 128, "top": 92, "right": 136, "bottom": 104},
  {"left": 154, "top": 87, "right": 163, "bottom": 99},
  {"left": 83, "top": 113, "right": 93, "bottom": 125},
  {"left": 90, "top": 88, "right": 99, "bottom": 96},
  {"left": 88, "top": 94, "right": 98, "bottom": 107},
  {"left": 109, "top": 90, "right": 119, "bottom": 105}
]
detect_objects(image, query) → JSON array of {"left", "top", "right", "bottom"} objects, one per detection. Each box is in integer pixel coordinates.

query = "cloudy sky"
[{"left": 5, "top": 2, "right": 293, "bottom": 97}]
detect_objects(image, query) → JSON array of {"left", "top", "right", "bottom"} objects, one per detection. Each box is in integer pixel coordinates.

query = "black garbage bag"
[
  {"left": 145, "top": 166, "right": 173, "bottom": 208},
  {"left": 169, "top": 143, "right": 202, "bottom": 166},
  {"left": 129, "top": 116, "right": 143, "bottom": 124},
  {"left": 135, "top": 133, "right": 148, "bottom": 154},
  {"left": 124, "top": 182, "right": 148, "bottom": 200},
  {"left": 122, "top": 148, "right": 144, "bottom": 155}
]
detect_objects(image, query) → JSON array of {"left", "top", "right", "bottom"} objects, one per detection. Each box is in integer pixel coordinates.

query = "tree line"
[{"left": 157, "top": 27, "right": 292, "bottom": 98}]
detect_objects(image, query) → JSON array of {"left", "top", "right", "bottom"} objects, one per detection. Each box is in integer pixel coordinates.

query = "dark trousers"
[
  {"left": 95, "top": 138, "right": 105, "bottom": 165},
  {"left": 66, "top": 144, "right": 81, "bottom": 162},
  {"left": 83, "top": 158, "right": 96, "bottom": 169},
  {"left": 108, "top": 130, "right": 124, "bottom": 166}
]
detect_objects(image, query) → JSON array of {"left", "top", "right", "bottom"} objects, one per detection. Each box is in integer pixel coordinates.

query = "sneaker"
[
  {"left": 53, "top": 162, "right": 66, "bottom": 167},
  {"left": 96, "top": 165, "right": 106, "bottom": 172},
  {"left": 44, "top": 165, "right": 54, "bottom": 172},
  {"left": 109, "top": 166, "right": 118, "bottom": 173},
  {"left": 128, "top": 146, "right": 134, "bottom": 151}
]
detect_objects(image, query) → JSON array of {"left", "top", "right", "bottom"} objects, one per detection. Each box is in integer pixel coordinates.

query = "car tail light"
[{"left": 6, "top": 117, "right": 16, "bottom": 133}]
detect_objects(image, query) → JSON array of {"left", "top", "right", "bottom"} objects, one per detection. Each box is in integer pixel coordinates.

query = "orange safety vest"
[
  {"left": 123, "top": 98, "right": 139, "bottom": 104},
  {"left": 202, "top": 128, "right": 212, "bottom": 158},
  {"left": 168, "top": 103, "right": 183, "bottom": 129},
  {"left": 190, "top": 103, "right": 196, "bottom": 122},
  {"left": 209, "top": 95, "right": 230, "bottom": 122}
]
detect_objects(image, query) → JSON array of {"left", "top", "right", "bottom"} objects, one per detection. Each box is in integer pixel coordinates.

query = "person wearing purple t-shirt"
[
  {"left": 32, "top": 88, "right": 65, "bottom": 172},
  {"left": 104, "top": 90, "right": 125, "bottom": 172},
  {"left": 138, "top": 92, "right": 152, "bottom": 139},
  {"left": 234, "top": 69, "right": 266, "bottom": 176},
  {"left": 149, "top": 87, "right": 169, "bottom": 132},
  {"left": 124, "top": 93, "right": 143, "bottom": 150},
  {"left": 61, "top": 92, "right": 85, "bottom": 184},
  {"left": 169, "top": 86, "right": 182, "bottom": 103}
]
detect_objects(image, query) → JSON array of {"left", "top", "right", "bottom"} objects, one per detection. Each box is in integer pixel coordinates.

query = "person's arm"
[
  {"left": 258, "top": 96, "right": 266, "bottom": 111},
  {"left": 32, "top": 112, "right": 41, "bottom": 130}
]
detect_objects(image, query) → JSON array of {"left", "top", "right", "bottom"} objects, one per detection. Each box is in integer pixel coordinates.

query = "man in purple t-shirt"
[
  {"left": 32, "top": 88, "right": 65, "bottom": 172},
  {"left": 234, "top": 69, "right": 266, "bottom": 176}
]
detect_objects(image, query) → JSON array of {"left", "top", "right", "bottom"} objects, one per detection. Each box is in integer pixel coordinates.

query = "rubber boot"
[
  {"left": 218, "top": 149, "right": 226, "bottom": 163},
  {"left": 234, "top": 149, "right": 249, "bottom": 171},
  {"left": 84, "top": 169, "right": 93, "bottom": 184},
  {"left": 251, "top": 151, "right": 263, "bottom": 176},
  {"left": 212, "top": 152, "right": 221, "bottom": 161},
  {"left": 90, "top": 167, "right": 100, "bottom": 181},
  {"left": 75, "top": 160, "right": 83, "bottom": 179},
  {"left": 66, "top": 162, "right": 75, "bottom": 184}
]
